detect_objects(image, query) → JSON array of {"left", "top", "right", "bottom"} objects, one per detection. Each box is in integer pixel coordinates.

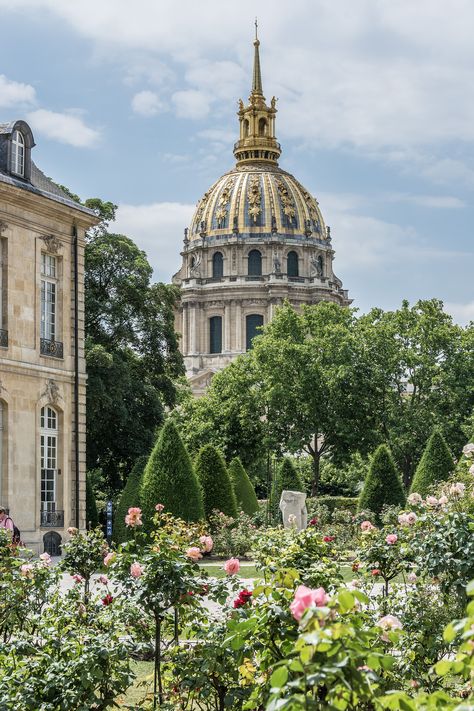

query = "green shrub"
[
  {"left": 85, "top": 473, "right": 98, "bottom": 529},
  {"left": 307, "top": 496, "right": 358, "bottom": 516},
  {"left": 271, "top": 458, "right": 304, "bottom": 519},
  {"left": 140, "top": 420, "right": 204, "bottom": 526},
  {"left": 114, "top": 455, "right": 148, "bottom": 543},
  {"left": 195, "top": 444, "right": 237, "bottom": 518},
  {"left": 228, "top": 458, "right": 259, "bottom": 515},
  {"left": 358, "top": 444, "right": 405, "bottom": 520},
  {"left": 410, "top": 428, "right": 454, "bottom": 496}
]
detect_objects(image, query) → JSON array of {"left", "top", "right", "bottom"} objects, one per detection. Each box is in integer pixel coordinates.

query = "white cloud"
[
  {"left": 131, "top": 90, "right": 166, "bottom": 117},
  {"left": 113, "top": 201, "right": 194, "bottom": 282},
  {"left": 172, "top": 90, "right": 210, "bottom": 120},
  {"left": 26, "top": 109, "right": 100, "bottom": 147},
  {"left": 444, "top": 301, "right": 474, "bottom": 326},
  {"left": 0, "top": 74, "right": 36, "bottom": 108},
  {"left": 387, "top": 194, "right": 465, "bottom": 209}
]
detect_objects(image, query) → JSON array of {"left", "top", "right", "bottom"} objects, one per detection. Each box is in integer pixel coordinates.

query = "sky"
[{"left": 0, "top": 0, "right": 473, "bottom": 323}]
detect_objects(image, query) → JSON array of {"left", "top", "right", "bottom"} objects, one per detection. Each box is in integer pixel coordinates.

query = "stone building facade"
[
  {"left": 173, "top": 33, "right": 351, "bottom": 395},
  {"left": 0, "top": 120, "right": 97, "bottom": 554}
]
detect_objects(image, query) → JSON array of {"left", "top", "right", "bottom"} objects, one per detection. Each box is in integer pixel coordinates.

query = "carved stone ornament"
[
  {"left": 0, "top": 221, "right": 8, "bottom": 235},
  {"left": 215, "top": 177, "right": 235, "bottom": 227},
  {"left": 0, "top": 378, "right": 6, "bottom": 394},
  {"left": 276, "top": 178, "right": 296, "bottom": 222},
  {"left": 41, "top": 234, "right": 62, "bottom": 254},
  {"left": 247, "top": 174, "right": 261, "bottom": 223},
  {"left": 41, "top": 379, "right": 62, "bottom": 404}
]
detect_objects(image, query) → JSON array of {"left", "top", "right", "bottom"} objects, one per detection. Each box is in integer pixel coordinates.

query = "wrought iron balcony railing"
[
  {"left": 40, "top": 338, "right": 63, "bottom": 359},
  {"left": 40, "top": 510, "right": 64, "bottom": 527},
  {"left": 0, "top": 329, "right": 8, "bottom": 347}
]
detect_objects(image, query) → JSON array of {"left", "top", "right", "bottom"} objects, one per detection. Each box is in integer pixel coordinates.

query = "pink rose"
[
  {"left": 377, "top": 614, "right": 402, "bottom": 641},
  {"left": 407, "top": 572, "right": 417, "bottom": 583},
  {"left": 98, "top": 574, "right": 109, "bottom": 585},
  {"left": 398, "top": 513, "right": 409, "bottom": 525},
  {"left": 426, "top": 496, "right": 438, "bottom": 506},
  {"left": 290, "top": 585, "right": 329, "bottom": 621},
  {"left": 360, "top": 520, "right": 375, "bottom": 532},
  {"left": 438, "top": 495, "right": 448, "bottom": 505},
  {"left": 125, "top": 507, "right": 142, "bottom": 527},
  {"left": 224, "top": 557, "right": 240, "bottom": 575},
  {"left": 39, "top": 552, "right": 51, "bottom": 565},
  {"left": 186, "top": 547, "right": 203, "bottom": 562},
  {"left": 449, "top": 482, "right": 465, "bottom": 497},
  {"left": 155, "top": 503, "right": 165, "bottom": 512},
  {"left": 406, "top": 512, "right": 417, "bottom": 525},
  {"left": 103, "top": 552, "right": 116, "bottom": 567},
  {"left": 72, "top": 573, "right": 84, "bottom": 583},
  {"left": 130, "top": 561, "right": 144, "bottom": 578},
  {"left": 407, "top": 493, "right": 422, "bottom": 505},
  {"left": 199, "top": 535, "right": 214, "bottom": 553},
  {"left": 21, "top": 564, "right": 34, "bottom": 577},
  {"left": 385, "top": 534, "right": 398, "bottom": 545}
]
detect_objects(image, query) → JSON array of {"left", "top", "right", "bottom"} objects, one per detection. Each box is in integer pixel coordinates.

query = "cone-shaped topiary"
[
  {"left": 358, "top": 444, "right": 406, "bottom": 519},
  {"left": 271, "top": 458, "right": 304, "bottom": 520},
  {"left": 228, "top": 457, "right": 259, "bottom": 515},
  {"left": 195, "top": 444, "right": 237, "bottom": 518},
  {"left": 114, "top": 454, "right": 148, "bottom": 543},
  {"left": 141, "top": 420, "right": 204, "bottom": 527},
  {"left": 410, "top": 429, "right": 454, "bottom": 496},
  {"left": 85, "top": 473, "right": 99, "bottom": 529}
]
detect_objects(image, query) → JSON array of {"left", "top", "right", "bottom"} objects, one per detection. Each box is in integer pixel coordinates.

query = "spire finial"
[{"left": 252, "top": 19, "right": 263, "bottom": 94}]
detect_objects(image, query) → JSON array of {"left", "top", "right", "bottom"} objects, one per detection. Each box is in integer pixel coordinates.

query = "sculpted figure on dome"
[
  {"left": 238, "top": 98, "right": 245, "bottom": 112},
  {"left": 271, "top": 96, "right": 277, "bottom": 110}
]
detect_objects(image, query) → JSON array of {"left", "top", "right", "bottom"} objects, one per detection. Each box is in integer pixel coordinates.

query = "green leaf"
[
  {"left": 443, "top": 622, "right": 457, "bottom": 643},
  {"left": 337, "top": 589, "right": 355, "bottom": 613},
  {"left": 270, "top": 666, "right": 289, "bottom": 689},
  {"left": 434, "top": 659, "right": 452, "bottom": 676}
]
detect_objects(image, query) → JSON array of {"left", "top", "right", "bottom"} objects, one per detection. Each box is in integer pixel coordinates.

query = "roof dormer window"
[{"left": 11, "top": 130, "right": 25, "bottom": 176}]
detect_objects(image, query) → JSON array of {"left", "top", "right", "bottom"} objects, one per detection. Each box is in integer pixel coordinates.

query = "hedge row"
[{"left": 307, "top": 496, "right": 359, "bottom": 515}]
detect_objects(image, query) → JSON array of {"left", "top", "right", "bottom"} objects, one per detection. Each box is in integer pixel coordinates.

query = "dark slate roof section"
[
  {"left": 0, "top": 122, "right": 16, "bottom": 135},
  {"left": 0, "top": 162, "right": 96, "bottom": 217}
]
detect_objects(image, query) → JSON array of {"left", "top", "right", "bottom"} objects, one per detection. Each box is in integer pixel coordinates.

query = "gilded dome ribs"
[{"left": 247, "top": 175, "right": 262, "bottom": 224}]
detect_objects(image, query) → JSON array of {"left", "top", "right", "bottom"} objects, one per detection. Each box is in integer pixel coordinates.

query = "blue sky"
[{"left": 1, "top": 0, "right": 473, "bottom": 322}]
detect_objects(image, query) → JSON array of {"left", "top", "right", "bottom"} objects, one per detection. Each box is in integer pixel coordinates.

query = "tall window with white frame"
[
  {"left": 40, "top": 253, "right": 62, "bottom": 357},
  {"left": 40, "top": 406, "right": 58, "bottom": 526},
  {"left": 11, "top": 130, "right": 25, "bottom": 177}
]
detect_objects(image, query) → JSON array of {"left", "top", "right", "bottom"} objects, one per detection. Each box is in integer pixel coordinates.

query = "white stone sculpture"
[{"left": 279, "top": 490, "right": 308, "bottom": 531}]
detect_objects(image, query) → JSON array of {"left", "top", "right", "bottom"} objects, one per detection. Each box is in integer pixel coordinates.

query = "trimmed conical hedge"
[
  {"left": 410, "top": 429, "right": 454, "bottom": 496},
  {"left": 195, "top": 444, "right": 237, "bottom": 518},
  {"left": 114, "top": 454, "right": 148, "bottom": 543},
  {"left": 85, "top": 473, "right": 99, "bottom": 529},
  {"left": 272, "top": 458, "right": 304, "bottom": 520},
  {"left": 228, "top": 457, "right": 259, "bottom": 515},
  {"left": 358, "top": 444, "right": 406, "bottom": 519},
  {"left": 140, "top": 420, "right": 204, "bottom": 526}
]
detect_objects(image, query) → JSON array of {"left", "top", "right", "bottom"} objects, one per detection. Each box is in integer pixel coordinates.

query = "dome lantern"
[{"left": 234, "top": 23, "right": 281, "bottom": 166}]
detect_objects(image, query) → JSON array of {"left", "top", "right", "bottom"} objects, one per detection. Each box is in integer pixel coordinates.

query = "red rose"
[
  {"left": 323, "top": 535, "right": 335, "bottom": 543},
  {"left": 371, "top": 569, "right": 381, "bottom": 577},
  {"left": 101, "top": 593, "right": 113, "bottom": 606},
  {"left": 309, "top": 517, "right": 318, "bottom": 526}
]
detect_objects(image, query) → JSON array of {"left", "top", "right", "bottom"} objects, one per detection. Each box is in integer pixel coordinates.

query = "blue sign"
[{"left": 106, "top": 500, "right": 113, "bottom": 539}]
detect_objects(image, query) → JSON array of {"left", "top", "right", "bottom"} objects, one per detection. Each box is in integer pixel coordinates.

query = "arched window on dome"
[
  {"left": 11, "top": 130, "right": 25, "bottom": 176},
  {"left": 248, "top": 250, "right": 262, "bottom": 277},
  {"left": 212, "top": 251, "right": 223, "bottom": 279},
  {"left": 246, "top": 314, "right": 264, "bottom": 351},
  {"left": 209, "top": 316, "right": 222, "bottom": 354},
  {"left": 243, "top": 119, "right": 249, "bottom": 137},
  {"left": 258, "top": 118, "right": 267, "bottom": 136},
  {"left": 287, "top": 251, "right": 299, "bottom": 278}
]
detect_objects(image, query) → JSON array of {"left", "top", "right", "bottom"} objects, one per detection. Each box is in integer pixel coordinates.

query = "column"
[
  {"left": 235, "top": 301, "right": 242, "bottom": 352},
  {"left": 181, "top": 305, "right": 188, "bottom": 355},
  {"left": 189, "top": 303, "right": 196, "bottom": 354},
  {"left": 224, "top": 302, "right": 231, "bottom": 352}
]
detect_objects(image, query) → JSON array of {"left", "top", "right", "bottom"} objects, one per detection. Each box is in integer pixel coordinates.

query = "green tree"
[
  {"left": 114, "top": 454, "right": 149, "bottom": 543},
  {"left": 271, "top": 457, "right": 304, "bottom": 519},
  {"left": 358, "top": 444, "right": 406, "bottom": 519},
  {"left": 194, "top": 444, "right": 237, "bottom": 518},
  {"left": 359, "top": 299, "right": 474, "bottom": 486},
  {"left": 228, "top": 458, "right": 259, "bottom": 515},
  {"left": 410, "top": 429, "right": 454, "bottom": 496},
  {"left": 85, "top": 473, "right": 99, "bottom": 529},
  {"left": 85, "top": 223, "right": 184, "bottom": 489},
  {"left": 140, "top": 420, "right": 203, "bottom": 525}
]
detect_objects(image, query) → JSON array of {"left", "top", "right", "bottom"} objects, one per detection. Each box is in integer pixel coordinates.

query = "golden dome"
[{"left": 189, "top": 164, "right": 327, "bottom": 241}]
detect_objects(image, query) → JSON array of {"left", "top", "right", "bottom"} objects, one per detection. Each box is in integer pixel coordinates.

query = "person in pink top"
[{"left": 0, "top": 506, "right": 14, "bottom": 534}]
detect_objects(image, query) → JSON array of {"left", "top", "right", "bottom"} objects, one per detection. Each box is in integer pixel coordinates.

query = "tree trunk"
[{"left": 310, "top": 450, "right": 320, "bottom": 497}]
